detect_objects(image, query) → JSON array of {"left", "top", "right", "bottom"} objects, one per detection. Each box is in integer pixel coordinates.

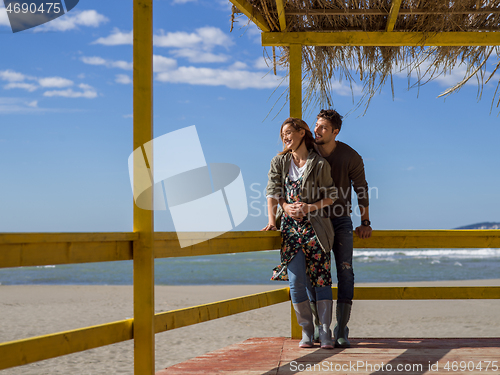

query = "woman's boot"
[
  {"left": 292, "top": 300, "right": 314, "bottom": 348},
  {"left": 309, "top": 301, "right": 320, "bottom": 343},
  {"left": 316, "top": 300, "right": 334, "bottom": 349},
  {"left": 334, "top": 302, "right": 352, "bottom": 348}
]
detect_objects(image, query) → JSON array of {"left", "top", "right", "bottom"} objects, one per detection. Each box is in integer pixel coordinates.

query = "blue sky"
[{"left": 1, "top": 0, "right": 499, "bottom": 233}]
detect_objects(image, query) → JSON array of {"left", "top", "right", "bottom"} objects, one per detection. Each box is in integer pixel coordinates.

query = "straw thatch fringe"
[{"left": 231, "top": 0, "right": 500, "bottom": 113}]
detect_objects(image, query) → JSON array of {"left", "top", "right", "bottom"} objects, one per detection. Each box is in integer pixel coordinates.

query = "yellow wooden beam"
[
  {"left": 262, "top": 31, "right": 500, "bottom": 46},
  {"left": 133, "top": 0, "right": 155, "bottom": 373},
  {"left": 289, "top": 44, "right": 302, "bottom": 118},
  {"left": 229, "top": 0, "right": 271, "bottom": 32},
  {"left": 2, "top": 230, "right": 500, "bottom": 269},
  {"left": 353, "top": 286, "right": 500, "bottom": 300},
  {"left": 386, "top": 0, "right": 403, "bottom": 32},
  {"left": 154, "top": 288, "right": 290, "bottom": 333},
  {"left": 0, "top": 319, "right": 133, "bottom": 371},
  {"left": 275, "top": 0, "right": 286, "bottom": 31},
  {"left": 353, "top": 229, "right": 500, "bottom": 248},
  {"left": 154, "top": 231, "right": 281, "bottom": 258}
]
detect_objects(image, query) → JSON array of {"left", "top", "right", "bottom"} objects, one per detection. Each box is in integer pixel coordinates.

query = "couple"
[{"left": 263, "top": 109, "right": 372, "bottom": 349}]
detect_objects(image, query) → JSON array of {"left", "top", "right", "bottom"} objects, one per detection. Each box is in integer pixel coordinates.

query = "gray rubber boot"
[
  {"left": 310, "top": 301, "right": 320, "bottom": 343},
  {"left": 317, "top": 300, "right": 334, "bottom": 349},
  {"left": 292, "top": 300, "right": 314, "bottom": 348},
  {"left": 333, "top": 302, "right": 352, "bottom": 348}
]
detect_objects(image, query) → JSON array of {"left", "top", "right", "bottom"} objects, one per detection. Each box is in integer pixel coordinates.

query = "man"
[{"left": 311, "top": 108, "right": 372, "bottom": 348}]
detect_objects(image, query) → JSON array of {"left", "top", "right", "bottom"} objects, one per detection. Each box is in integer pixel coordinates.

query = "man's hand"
[
  {"left": 283, "top": 202, "right": 309, "bottom": 220},
  {"left": 355, "top": 225, "right": 372, "bottom": 239}
]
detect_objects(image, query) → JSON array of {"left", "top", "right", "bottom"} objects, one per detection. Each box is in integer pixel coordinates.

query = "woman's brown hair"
[{"left": 278, "top": 117, "right": 315, "bottom": 155}]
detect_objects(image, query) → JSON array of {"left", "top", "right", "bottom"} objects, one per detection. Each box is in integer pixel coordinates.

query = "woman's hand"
[
  {"left": 261, "top": 223, "right": 278, "bottom": 231},
  {"left": 283, "top": 202, "right": 309, "bottom": 220}
]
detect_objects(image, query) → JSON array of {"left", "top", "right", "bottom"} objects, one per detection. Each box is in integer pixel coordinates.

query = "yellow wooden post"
[
  {"left": 133, "top": 0, "right": 154, "bottom": 374},
  {"left": 288, "top": 43, "right": 302, "bottom": 339},
  {"left": 289, "top": 44, "right": 302, "bottom": 119}
]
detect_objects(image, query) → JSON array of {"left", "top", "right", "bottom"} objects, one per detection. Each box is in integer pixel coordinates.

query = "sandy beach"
[{"left": 1, "top": 279, "right": 499, "bottom": 374}]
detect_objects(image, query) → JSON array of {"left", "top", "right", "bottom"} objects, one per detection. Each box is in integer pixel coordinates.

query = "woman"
[{"left": 263, "top": 117, "right": 338, "bottom": 349}]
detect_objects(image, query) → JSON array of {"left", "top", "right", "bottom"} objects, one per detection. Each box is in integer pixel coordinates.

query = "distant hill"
[{"left": 455, "top": 222, "right": 500, "bottom": 229}]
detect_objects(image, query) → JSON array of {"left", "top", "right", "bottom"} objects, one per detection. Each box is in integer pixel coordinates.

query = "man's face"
[{"left": 314, "top": 117, "right": 338, "bottom": 145}]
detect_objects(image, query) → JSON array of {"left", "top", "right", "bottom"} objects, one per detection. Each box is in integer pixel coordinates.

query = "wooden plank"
[
  {"left": 0, "top": 241, "right": 133, "bottom": 268},
  {"left": 0, "top": 319, "right": 133, "bottom": 370},
  {"left": 229, "top": 0, "right": 271, "bottom": 32},
  {"left": 276, "top": 0, "right": 286, "bottom": 31},
  {"left": 386, "top": 0, "right": 403, "bottom": 32},
  {"left": 262, "top": 31, "right": 500, "bottom": 47},
  {"left": 0, "top": 232, "right": 138, "bottom": 244},
  {"left": 353, "top": 286, "right": 500, "bottom": 300},
  {"left": 154, "top": 231, "right": 281, "bottom": 258},
  {"left": 133, "top": 0, "right": 155, "bottom": 373},
  {"left": 2, "top": 230, "right": 499, "bottom": 269},
  {"left": 286, "top": 8, "right": 500, "bottom": 15},
  {"left": 289, "top": 44, "right": 302, "bottom": 119},
  {"left": 154, "top": 288, "right": 290, "bottom": 333}
]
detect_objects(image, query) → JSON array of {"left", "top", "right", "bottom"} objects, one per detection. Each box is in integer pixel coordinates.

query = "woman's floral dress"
[{"left": 271, "top": 174, "right": 332, "bottom": 288}]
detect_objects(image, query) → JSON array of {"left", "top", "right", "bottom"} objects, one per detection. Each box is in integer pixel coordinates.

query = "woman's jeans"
[
  {"left": 287, "top": 248, "right": 333, "bottom": 304},
  {"left": 307, "top": 216, "right": 355, "bottom": 304}
]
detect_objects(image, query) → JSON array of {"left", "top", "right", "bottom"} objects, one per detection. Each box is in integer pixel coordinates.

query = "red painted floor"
[{"left": 156, "top": 337, "right": 500, "bottom": 374}]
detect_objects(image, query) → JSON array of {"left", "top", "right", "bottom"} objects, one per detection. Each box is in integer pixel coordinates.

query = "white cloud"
[
  {"left": 156, "top": 66, "right": 284, "bottom": 89},
  {"left": 115, "top": 74, "right": 132, "bottom": 85},
  {"left": 123, "top": 114, "right": 133, "bottom": 118},
  {"left": 95, "top": 26, "right": 233, "bottom": 50},
  {"left": 171, "top": 49, "right": 229, "bottom": 63},
  {"left": 0, "top": 6, "right": 9, "bottom": 27},
  {"left": 172, "top": 0, "right": 197, "bottom": 4},
  {"left": 154, "top": 27, "right": 232, "bottom": 49},
  {"left": 38, "top": 77, "right": 74, "bottom": 88},
  {"left": 4, "top": 82, "right": 38, "bottom": 92},
  {"left": 93, "top": 28, "right": 133, "bottom": 46},
  {"left": 81, "top": 56, "right": 133, "bottom": 70},
  {"left": 81, "top": 55, "right": 177, "bottom": 73},
  {"left": 229, "top": 61, "right": 248, "bottom": 70},
  {"left": 43, "top": 84, "right": 97, "bottom": 99},
  {"left": 0, "top": 98, "right": 44, "bottom": 113},
  {"left": 34, "top": 10, "right": 108, "bottom": 32},
  {"left": 153, "top": 55, "right": 177, "bottom": 72},
  {"left": 0, "top": 70, "right": 28, "bottom": 82}
]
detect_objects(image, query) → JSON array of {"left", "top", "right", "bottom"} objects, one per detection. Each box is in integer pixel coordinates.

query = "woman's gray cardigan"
[{"left": 266, "top": 150, "right": 338, "bottom": 253}]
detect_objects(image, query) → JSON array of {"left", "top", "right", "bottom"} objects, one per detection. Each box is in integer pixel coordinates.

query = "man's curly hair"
[{"left": 317, "top": 109, "right": 343, "bottom": 132}]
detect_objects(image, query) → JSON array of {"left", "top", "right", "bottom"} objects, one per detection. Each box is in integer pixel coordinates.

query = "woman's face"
[{"left": 281, "top": 123, "right": 305, "bottom": 151}]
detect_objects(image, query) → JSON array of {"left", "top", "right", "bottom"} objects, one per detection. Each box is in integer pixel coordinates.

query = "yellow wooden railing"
[{"left": 1, "top": 230, "right": 500, "bottom": 372}]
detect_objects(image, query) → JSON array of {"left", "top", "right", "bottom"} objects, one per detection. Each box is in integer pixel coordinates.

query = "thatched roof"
[{"left": 230, "top": 0, "right": 500, "bottom": 112}]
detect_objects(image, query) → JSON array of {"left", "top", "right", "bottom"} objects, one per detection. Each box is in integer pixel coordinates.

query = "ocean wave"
[{"left": 353, "top": 248, "right": 500, "bottom": 259}]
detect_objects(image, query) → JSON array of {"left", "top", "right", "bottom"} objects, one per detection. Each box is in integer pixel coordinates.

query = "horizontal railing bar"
[
  {"left": 154, "top": 287, "right": 290, "bottom": 333},
  {"left": 352, "top": 286, "right": 500, "bottom": 300},
  {"left": 0, "top": 319, "right": 134, "bottom": 371},
  {"left": 0, "top": 232, "right": 139, "bottom": 244},
  {"left": 1, "top": 230, "right": 499, "bottom": 268},
  {"left": 0, "top": 288, "right": 290, "bottom": 370},
  {"left": 1, "top": 286, "right": 499, "bottom": 370}
]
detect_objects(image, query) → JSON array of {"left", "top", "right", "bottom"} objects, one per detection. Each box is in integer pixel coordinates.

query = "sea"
[{"left": 1, "top": 248, "right": 499, "bottom": 285}]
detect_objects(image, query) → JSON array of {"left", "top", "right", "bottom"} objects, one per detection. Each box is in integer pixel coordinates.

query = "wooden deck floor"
[{"left": 156, "top": 337, "right": 500, "bottom": 374}]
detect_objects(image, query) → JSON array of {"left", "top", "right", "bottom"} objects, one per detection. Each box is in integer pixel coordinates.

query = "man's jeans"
[
  {"left": 307, "top": 216, "right": 355, "bottom": 304},
  {"left": 288, "top": 249, "right": 333, "bottom": 304},
  {"left": 331, "top": 216, "right": 355, "bottom": 304}
]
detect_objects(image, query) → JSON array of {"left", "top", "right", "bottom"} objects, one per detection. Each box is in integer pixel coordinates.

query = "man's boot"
[
  {"left": 333, "top": 302, "right": 352, "bottom": 348},
  {"left": 316, "top": 300, "right": 334, "bottom": 349},
  {"left": 292, "top": 300, "right": 314, "bottom": 348},
  {"left": 309, "top": 301, "right": 320, "bottom": 343}
]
